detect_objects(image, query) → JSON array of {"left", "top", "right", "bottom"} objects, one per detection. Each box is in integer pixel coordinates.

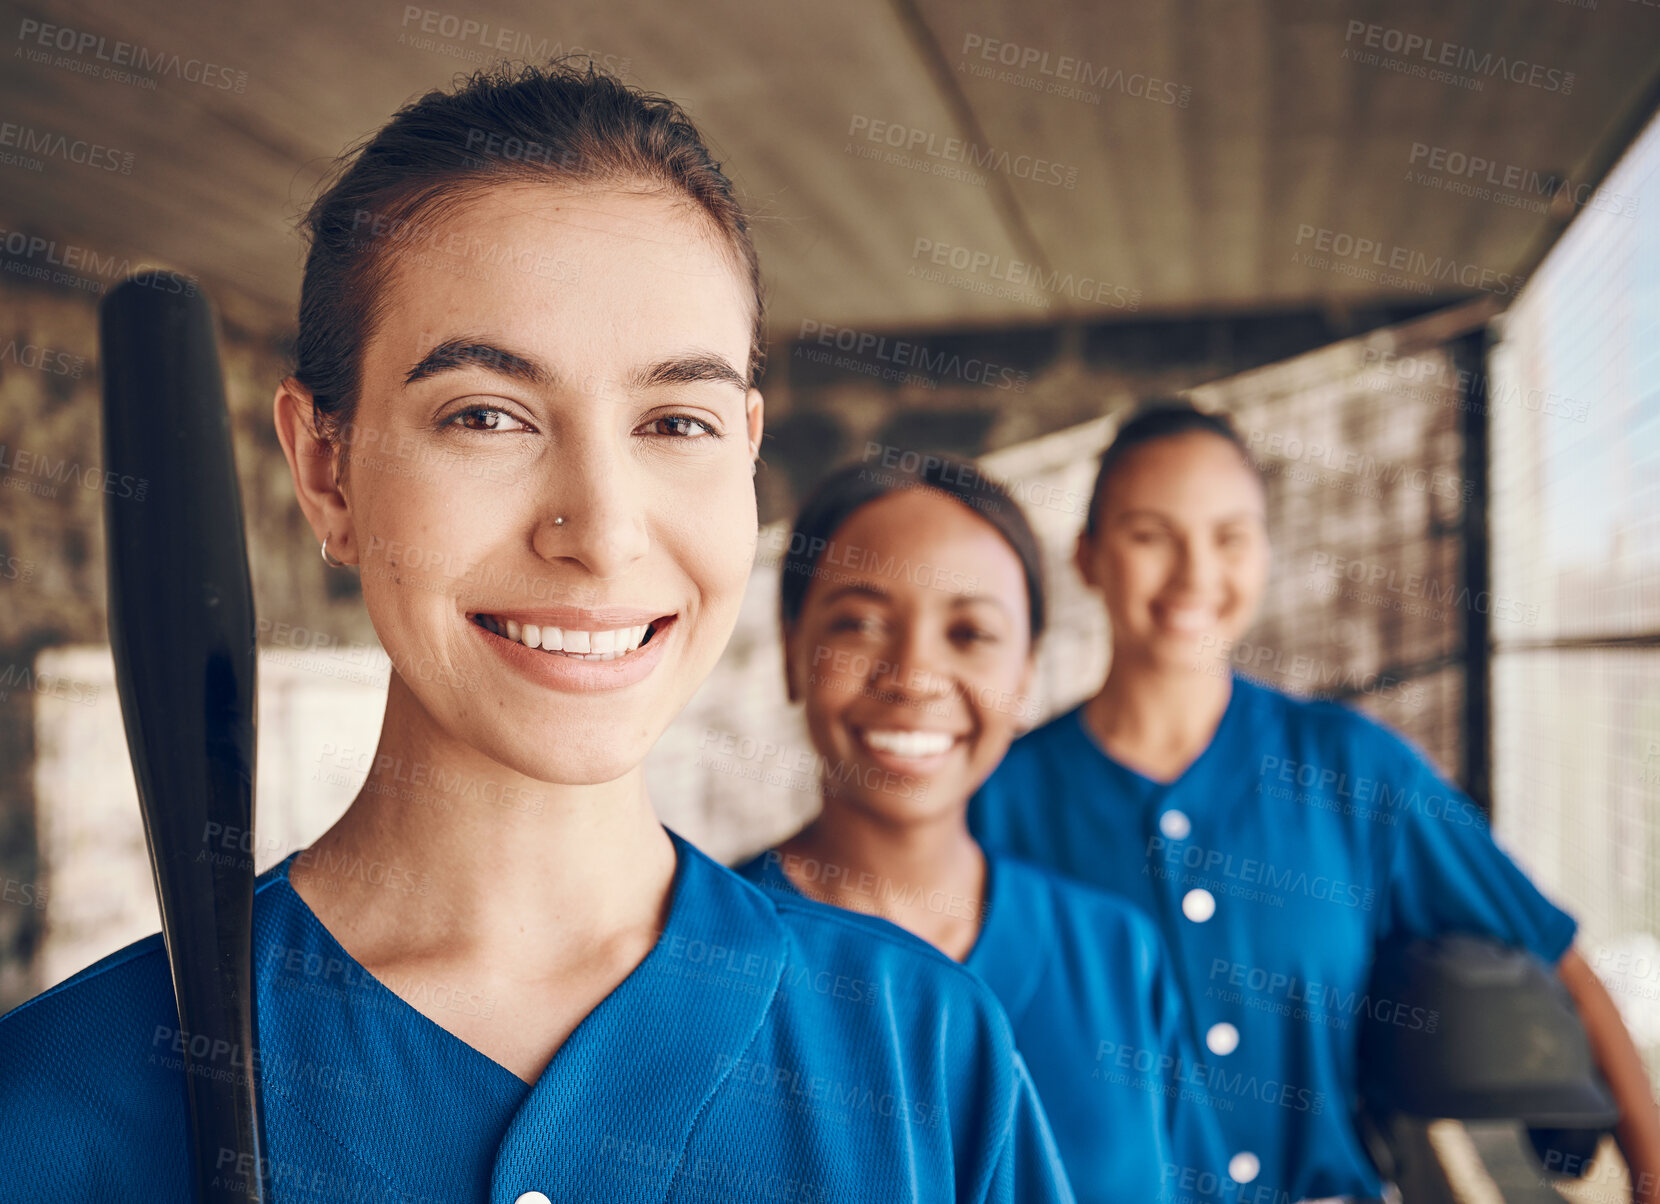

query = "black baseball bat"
[{"left": 100, "top": 274, "right": 267, "bottom": 1203}]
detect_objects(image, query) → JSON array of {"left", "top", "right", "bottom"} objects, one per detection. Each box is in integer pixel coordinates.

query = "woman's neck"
[
  {"left": 1085, "top": 648, "right": 1235, "bottom": 783},
  {"left": 777, "top": 802, "right": 986, "bottom": 962},
  {"left": 287, "top": 674, "right": 677, "bottom": 974}
]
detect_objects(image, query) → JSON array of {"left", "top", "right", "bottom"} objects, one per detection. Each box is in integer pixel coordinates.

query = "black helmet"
[{"left": 1358, "top": 933, "right": 1617, "bottom": 1128}]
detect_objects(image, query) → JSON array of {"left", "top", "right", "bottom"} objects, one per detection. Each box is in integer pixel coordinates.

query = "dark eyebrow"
[
  {"left": 951, "top": 593, "right": 1015, "bottom": 614},
  {"left": 1114, "top": 508, "right": 1263, "bottom": 524},
  {"left": 632, "top": 353, "right": 748, "bottom": 393},
  {"left": 819, "top": 582, "right": 1012, "bottom": 614},
  {"left": 403, "top": 341, "right": 747, "bottom": 394},
  {"left": 819, "top": 583, "right": 892, "bottom": 606},
  {"left": 404, "top": 339, "right": 552, "bottom": 388}
]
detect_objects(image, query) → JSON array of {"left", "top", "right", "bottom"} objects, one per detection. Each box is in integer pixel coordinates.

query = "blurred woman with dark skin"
[
  {"left": 737, "top": 456, "right": 1231, "bottom": 1204},
  {"left": 970, "top": 401, "right": 1660, "bottom": 1203}
]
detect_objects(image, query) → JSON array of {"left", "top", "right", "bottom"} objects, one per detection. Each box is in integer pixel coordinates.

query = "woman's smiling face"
[
  {"left": 783, "top": 488, "right": 1036, "bottom": 824},
  {"left": 1077, "top": 431, "right": 1269, "bottom": 670},
  {"left": 289, "top": 182, "right": 762, "bottom": 785}
]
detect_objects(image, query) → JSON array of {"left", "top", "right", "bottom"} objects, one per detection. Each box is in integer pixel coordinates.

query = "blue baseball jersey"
[
  {"left": 968, "top": 673, "right": 1578, "bottom": 1203},
  {"left": 0, "top": 830, "right": 1075, "bottom": 1203},
  {"left": 737, "top": 848, "right": 1233, "bottom": 1204}
]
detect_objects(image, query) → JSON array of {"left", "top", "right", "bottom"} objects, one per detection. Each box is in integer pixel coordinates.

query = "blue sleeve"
[
  {"left": 981, "top": 1052, "right": 1077, "bottom": 1204},
  {"left": 1377, "top": 724, "right": 1577, "bottom": 964}
]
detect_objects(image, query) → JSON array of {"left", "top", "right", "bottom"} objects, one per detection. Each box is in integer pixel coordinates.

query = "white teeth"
[
  {"left": 862, "top": 729, "right": 955, "bottom": 758},
  {"left": 475, "top": 615, "right": 655, "bottom": 659}
]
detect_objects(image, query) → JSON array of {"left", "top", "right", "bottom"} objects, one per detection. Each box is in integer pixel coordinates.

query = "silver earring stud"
[
  {"left": 320, "top": 533, "right": 346, "bottom": 568},
  {"left": 554, "top": 516, "right": 566, "bottom": 526}
]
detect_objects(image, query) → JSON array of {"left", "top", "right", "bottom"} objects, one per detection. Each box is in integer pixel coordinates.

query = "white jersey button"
[
  {"left": 1206, "top": 1022, "right": 1240, "bottom": 1055},
  {"left": 515, "top": 1193, "right": 553, "bottom": 1204},
  {"left": 1182, "top": 888, "right": 1216, "bottom": 922},
  {"left": 1228, "top": 1151, "right": 1261, "bottom": 1183},
  {"left": 1158, "top": 809, "right": 1192, "bottom": 839}
]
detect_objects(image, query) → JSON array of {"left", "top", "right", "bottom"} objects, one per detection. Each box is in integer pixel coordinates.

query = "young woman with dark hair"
[
  {"left": 970, "top": 400, "right": 1660, "bottom": 1203},
  {"left": 0, "top": 63, "right": 1074, "bottom": 1203},
  {"left": 736, "top": 454, "right": 1230, "bottom": 1204}
]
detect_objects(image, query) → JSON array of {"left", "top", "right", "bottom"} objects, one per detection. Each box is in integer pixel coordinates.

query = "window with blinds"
[{"left": 1486, "top": 105, "right": 1660, "bottom": 1073}]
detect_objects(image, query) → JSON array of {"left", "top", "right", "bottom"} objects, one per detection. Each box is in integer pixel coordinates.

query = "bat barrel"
[{"left": 100, "top": 274, "right": 266, "bottom": 1203}]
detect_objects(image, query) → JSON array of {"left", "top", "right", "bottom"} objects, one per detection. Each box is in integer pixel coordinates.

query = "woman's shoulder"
[
  {"left": 0, "top": 929, "right": 175, "bottom": 1049},
  {"left": 991, "top": 855, "right": 1168, "bottom": 965},
  {"left": 0, "top": 930, "right": 188, "bottom": 1192},
  {"left": 1239, "top": 672, "right": 1420, "bottom": 756},
  {"left": 999, "top": 703, "right": 1090, "bottom": 767},
  {"left": 698, "top": 841, "right": 1016, "bottom": 1037},
  {"left": 0, "top": 861, "right": 296, "bottom": 1127}
]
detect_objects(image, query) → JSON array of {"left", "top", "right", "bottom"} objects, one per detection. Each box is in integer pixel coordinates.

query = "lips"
[
  {"left": 1153, "top": 599, "right": 1220, "bottom": 634},
  {"left": 466, "top": 608, "right": 678, "bottom": 691},
  {"left": 861, "top": 728, "right": 956, "bottom": 758},
  {"left": 852, "top": 725, "right": 966, "bottom": 771},
  {"left": 472, "top": 613, "right": 656, "bottom": 660}
]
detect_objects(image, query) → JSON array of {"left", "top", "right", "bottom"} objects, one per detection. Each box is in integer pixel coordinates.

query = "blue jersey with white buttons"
[
  {"left": 0, "top": 830, "right": 1075, "bottom": 1204},
  {"left": 968, "top": 673, "right": 1577, "bottom": 1203},
  {"left": 737, "top": 848, "right": 1233, "bottom": 1204}
]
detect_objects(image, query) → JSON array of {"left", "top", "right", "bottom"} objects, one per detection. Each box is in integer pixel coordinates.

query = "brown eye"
[
  {"left": 446, "top": 405, "right": 528, "bottom": 432},
  {"left": 642, "top": 415, "right": 717, "bottom": 438},
  {"left": 829, "top": 614, "right": 882, "bottom": 637}
]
